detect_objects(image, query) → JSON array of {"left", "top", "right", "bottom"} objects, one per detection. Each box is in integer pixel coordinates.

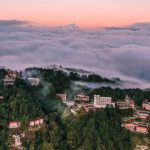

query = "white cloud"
[{"left": 0, "top": 21, "right": 150, "bottom": 88}]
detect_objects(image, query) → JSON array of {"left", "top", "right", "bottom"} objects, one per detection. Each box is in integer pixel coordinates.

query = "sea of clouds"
[{"left": 0, "top": 20, "right": 150, "bottom": 88}]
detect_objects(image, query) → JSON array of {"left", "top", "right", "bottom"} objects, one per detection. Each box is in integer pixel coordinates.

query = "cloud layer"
[
  {"left": 0, "top": 20, "right": 29, "bottom": 26},
  {"left": 0, "top": 21, "right": 150, "bottom": 88}
]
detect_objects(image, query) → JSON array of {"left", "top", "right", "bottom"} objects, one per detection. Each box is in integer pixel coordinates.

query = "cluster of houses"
[
  {"left": 9, "top": 118, "right": 44, "bottom": 129},
  {"left": 121, "top": 122, "right": 148, "bottom": 133},
  {"left": 57, "top": 93, "right": 116, "bottom": 114},
  {"left": 57, "top": 93, "right": 137, "bottom": 114},
  {"left": 9, "top": 119, "right": 43, "bottom": 147}
]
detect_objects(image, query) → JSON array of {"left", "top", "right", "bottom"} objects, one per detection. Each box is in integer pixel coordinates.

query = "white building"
[
  {"left": 3, "top": 75, "right": 15, "bottom": 86},
  {"left": 13, "top": 135, "right": 22, "bottom": 146},
  {"left": 28, "top": 78, "right": 40, "bottom": 85},
  {"left": 94, "top": 95, "right": 115, "bottom": 108},
  {"left": 9, "top": 122, "right": 20, "bottom": 129}
]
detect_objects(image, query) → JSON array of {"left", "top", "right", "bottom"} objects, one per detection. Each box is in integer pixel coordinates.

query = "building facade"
[
  {"left": 74, "top": 93, "right": 90, "bottom": 102},
  {"left": 142, "top": 100, "right": 150, "bottom": 110},
  {"left": 136, "top": 126, "right": 148, "bottom": 133},
  {"left": 28, "top": 78, "right": 40, "bottom": 85},
  {"left": 116, "top": 95, "right": 135, "bottom": 108},
  {"left": 121, "top": 123, "right": 135, "bottom": 131},
  {"left": 29, "top": 118, "right": 43, "bottom": 126},
  {"left": 94, "top": 95, "right": 114, "bottom": 108},
  {"left": 9, "top": 122, "right": 20, "bottom": 129}
]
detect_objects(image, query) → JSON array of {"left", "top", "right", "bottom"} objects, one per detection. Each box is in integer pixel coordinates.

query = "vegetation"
[{"left": 0, "top": 68, "right": 150, "bottom": 149}]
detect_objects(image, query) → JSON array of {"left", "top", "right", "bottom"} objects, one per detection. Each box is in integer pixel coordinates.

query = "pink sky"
[{"left": 1, "top": 0, "right": 150, "bottom": 29}]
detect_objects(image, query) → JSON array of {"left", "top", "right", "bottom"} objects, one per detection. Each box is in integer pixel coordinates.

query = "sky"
[
  {"left": 1, "top": 0, "right": 150, "bottom": 29},
  {"left": 1, "top": 1, "right": 150, "bottom": 88}
]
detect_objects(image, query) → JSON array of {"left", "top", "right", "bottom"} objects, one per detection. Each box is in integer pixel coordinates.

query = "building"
[
  {"left": 142, "top": 99, "right": 150, "bottom": 110},
  {"left": 74, "top": 93, "right": 90, "bottom": 102},
  {"left": 121, "top": 123, "right": 135, "bottom": 131},
  {"left": 30, "top": 118, "right": 43, "bottom": 126},
  {"left": 83, "top": 104, "right": 96, "bottom": 112},
  {"left": 39, "top": 118, "right": 44, "bottom": 124},
  {"left": 138, "top": 111, "right": 150, "bottom": 119},
  {"left": 3, "top": 75, "right": 15, "bottom": 86},
  {"left": 35, "top": 120, "right": 40, "bottom": 125},
  {"left": 30, "top": 121, "right": 35, "bottom": 126},
  {"left": 116, "top": 95, "right": 135, "bottom": 108},
  {"left": 7, "top": 69, "right": 17, "bottom": 79},
  {"left": 9, "top": 122, "right": 20, "bottom": 129},
  {"left": 94, "top": 95, "right": 114, "bottom": 108},
  {"left": 62, "top": 99, "right": 74, "bottom": 107},
  {"left": 56, "top": 94, "right": 67, "bottom": 100},
  {"left": 0, "top": 95, "right": 3, "bottom": 101},
  {"left": 136, "top": 126, "right": 148, "bottom": 133},
  {"left": 12, "top": 135, "right": 22, "bottom": 146},
  {"left": 28, "top": 78, "right": 40, "bottom": 85}
]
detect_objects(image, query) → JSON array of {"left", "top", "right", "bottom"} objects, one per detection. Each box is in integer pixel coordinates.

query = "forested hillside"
[{"left": 0, "top": 68, "right": 150, "bottom": 149}]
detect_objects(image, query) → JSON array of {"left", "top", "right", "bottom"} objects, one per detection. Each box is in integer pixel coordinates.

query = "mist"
[{"left": 1, "top": 21, "right": 150, "bottom": 88}]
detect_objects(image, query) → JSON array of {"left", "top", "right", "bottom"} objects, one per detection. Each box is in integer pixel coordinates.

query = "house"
[
  {"left": 9, "top": 122, "right": 20, "bottom": 129},
  {"left": 39, "top": 118, "right": 44, "bottom": 124},
  {"left": 56, "top": 94, "right": 67, "bottom": 100},
  {"left": 121, "top": 123, "right": 135, "bottom": 131},
  {"left": 136, "top": 126, "right": 148, "bottom": 133},
  {"left": 35, "top": 120, "right": 40, "bottom": 125},
  {"left": 29, "top": 118, "right": 43, "bottom": 126},
  {"left": 74, "top": 93, "right": 90, "bottom": 102},
  {"left": 94, "top": 95, "right": 114, "bottom": 108},
  {"left": 30, "top": 121, "right": 35, "bottom": 126}
]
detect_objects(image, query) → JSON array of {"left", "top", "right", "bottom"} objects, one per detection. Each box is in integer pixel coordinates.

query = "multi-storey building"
[
  {"left": 29, "top": 118, "right": 43, "bottom": 126},
  {"left": 122, "top": 123, "right": 148, "bottom": 133},
  {"left": 74, "top": 93, "right": 90, "bottom": 102},
  {"left": 138, "top": 111, "right": 150, "bottom": 119},
  {"left": 136, "top": 126, "right": 148, "bottom": 133},
  {"left": 3, "top": 75, "right": 15, "bottom": 86},
  {"left": 142, "top": 99, "right": 150, "bottom": 110},
  {"left": 116, "top": 95, "right": 135, "bottom": 108},
  {"left": 121, "top": 123, "right": 135, "bottom": 131},
  {"left": 28, "top": 78, "right": 40, "bottom": 85},
  {"left": 94, "top": 95, "right": 115, "bottom": 108}
]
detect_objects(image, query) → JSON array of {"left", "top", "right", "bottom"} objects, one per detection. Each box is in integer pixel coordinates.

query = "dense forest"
[{"left": 0, "top": 68, "right": 150, "bottom": 149}]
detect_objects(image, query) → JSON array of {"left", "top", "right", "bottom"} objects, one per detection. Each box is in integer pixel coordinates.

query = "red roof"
[
  {"left": 10, "top": 122, "right": 17, "bottom": 124},
  {"left": 124, "top": 123, "right": 134, "bottom": 126},
  {"left": 35, "top": 120, "right": 39, "bottom": 122},
  {"left": 30, "top": 121, "right": 34, "bottom": 123},
  {"left": 39, "top": 118, "right": 43, "bottom": 121},
  {"left": 136, "top": 126, "right": 147, "bottom": 130}
]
